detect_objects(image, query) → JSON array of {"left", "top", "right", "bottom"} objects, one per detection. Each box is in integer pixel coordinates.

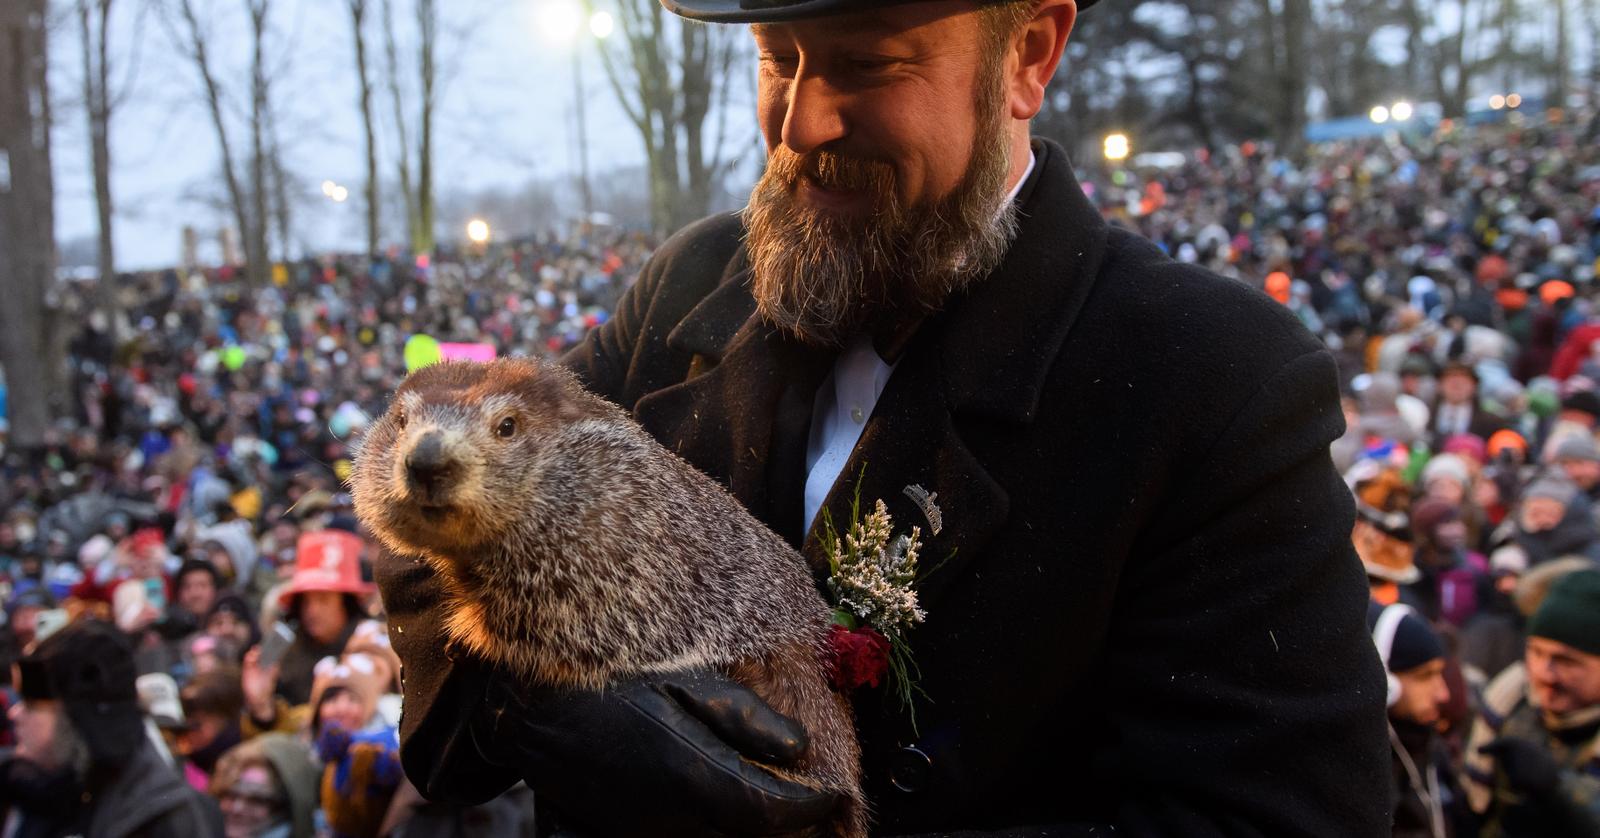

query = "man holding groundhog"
[{"left": 376, "top": 0, "right": 1390, "bottom": 834}]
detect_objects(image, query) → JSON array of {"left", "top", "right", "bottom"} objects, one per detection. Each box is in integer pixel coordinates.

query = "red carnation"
[{"left": 827, "top": 624, "right": 891, "bottom": 692}]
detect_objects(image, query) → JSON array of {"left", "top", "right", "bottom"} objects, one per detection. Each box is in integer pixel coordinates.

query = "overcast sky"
[{"left": 50, "top": 0, "right": 749, "bottom": 270}]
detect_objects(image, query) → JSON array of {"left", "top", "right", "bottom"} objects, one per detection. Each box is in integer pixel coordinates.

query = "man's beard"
[
  {"left": 0, "top": 716, "right": 90, "bottom": 819},
  {"left": 744, "top": 60, "right": 1019, "bottom": 347}
]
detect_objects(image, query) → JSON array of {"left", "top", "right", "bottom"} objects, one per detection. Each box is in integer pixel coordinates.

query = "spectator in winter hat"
[
  {"left": 273, "top": 530, "right": 371, "bottom": 707},
  {"left": 206, "top": 593, "right": 260, "bottom": 660},
  {"left": 1487, "top": 429, "right": 1530, "bottom": 467},
  {"left": 1465, "top": 569, "right": 1600, "bottom": 836},
  {"left": 1367, "top": 601, "right": 1458, "bottom": 838},
  {"left": 1512, "top": 476, "right": 1600, "bottom": 565},
  {"left": 5, "top": 587, "right": 56, "bottom": 653},
  {"left": 1420, "top": 454, "right": 1472, "bottom": 506},
  {"left": 1552, "top": 434, "right": 1600, "bottom": 504},
  {"left": 1360, "top": 372, "right": 1425, "bottom": 444},
  {"left": 1409, "top": 498, "right": 1485, "bottom": 626},
  {"left": 0, "top": 620, "right": 220, "bottom": 836},
  {"left": 197, "top": 518, "right": 268, "bottom": 602},
  {"left": 210, "top": 733, "right": 319, "bottom": 838},
  {"left": 1460, "top": 545, "right": 1535, "bottom": 685},
  {"left": 1441, "top": 432, "right": 1488, "bottom": 467},
  {"left": 311, "top": 653, "right": 403, "bottom": 838}
]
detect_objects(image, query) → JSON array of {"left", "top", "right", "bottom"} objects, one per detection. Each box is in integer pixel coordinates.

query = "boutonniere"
[{"left": 820, "top": 472, "right": 949, "bottom": 727}]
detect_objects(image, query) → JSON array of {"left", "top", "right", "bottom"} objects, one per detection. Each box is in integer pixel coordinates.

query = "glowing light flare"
[
  {"left": 1506, "top": 93, "right": 1522, "bottom": 109},
  {"left": 1369, "top": 105, "right": 1390, "bottom": 124},
  {"left": 1391, "top": 101, "right": 1413, "bottom": 121},
  {"left": 589, "top": 11, "right": 614, "bottom": 39},
  {"left": 539, "top": 1, "right": 582, "bottom": 43},
  {"left": 1489, "top": 94, "right": 1506, "bottom": 110},
  {"left": 1103, "top": 132, "right": 1130, "bottom": 162},
  {"left": 466, "top": 218, "right": 491, "bottom": 244}
]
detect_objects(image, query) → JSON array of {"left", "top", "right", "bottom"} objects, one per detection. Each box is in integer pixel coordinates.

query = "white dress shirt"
[{"left": 801, "top": 150, "right": 1037, "bottom": 534}]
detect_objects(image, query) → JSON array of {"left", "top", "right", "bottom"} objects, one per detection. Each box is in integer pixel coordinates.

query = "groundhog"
[{"left": 350, "top": 358, "right": 865, "bottom": 837}]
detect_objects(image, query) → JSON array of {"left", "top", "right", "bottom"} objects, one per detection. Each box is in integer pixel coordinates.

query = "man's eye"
[
  {"left": 847, "top": 56, "right": 901, "bottom": 74},
  {"left": 760, "top": 53, "right": 798, "bottom": 72}
]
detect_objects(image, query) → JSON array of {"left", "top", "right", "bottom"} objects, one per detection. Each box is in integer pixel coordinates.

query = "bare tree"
[
  {"left": 415, "top": 0, "right": 436, "bottom": 254},
  {"left": 79, "top": 0, "right": 118, "bottom": 343},
  {"left": 246, "top": 0, "right": 272, "bottom": 284},
  {"left": 168, "top": 0, "right": 257, "bottom": 283},
  {"left": 381, "top": 0, "right": 418, "bottom": 252},
  {"left": 596, "top": 4, "right": 748, "bottom": 234},
  {"left": 349, "top": 0, "right": 380, "bottom": 256},
  {"left": 0, "top": 0, "right": 62, "bottom": 452},
  {"left": 1550, "top": 0, "right": 1568, "bottom": 107},
  {"left": 1258, "top": 0, "right": 1310, "bottom": 151}
]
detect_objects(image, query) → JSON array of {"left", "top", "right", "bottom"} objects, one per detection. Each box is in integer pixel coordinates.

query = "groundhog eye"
[
  {"left": 496, "top": 416, "right": 517, "bottom": 438},
  {"left": 395, "top": 409, "right": 406, "bottom": 429}
]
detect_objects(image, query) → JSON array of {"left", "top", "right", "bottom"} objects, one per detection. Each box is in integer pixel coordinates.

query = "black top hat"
[{"left": 662, "top": 0, "right": 1098, "bottom": 24}]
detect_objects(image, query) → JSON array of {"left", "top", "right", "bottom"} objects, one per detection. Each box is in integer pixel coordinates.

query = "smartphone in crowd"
[{"left": 258, "top": 620, "right": 296, "bottom": 668}]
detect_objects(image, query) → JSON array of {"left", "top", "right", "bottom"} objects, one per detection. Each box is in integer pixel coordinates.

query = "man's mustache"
[{"left": 767, "top": 147, "right": 895, "bottom": 194}]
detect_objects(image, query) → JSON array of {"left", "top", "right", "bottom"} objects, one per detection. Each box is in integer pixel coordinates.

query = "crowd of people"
[
  {"left": 1085, "top": 107, "right": 1600, "bottom": 837},
  {"left": 0, "top": 105, "right": 1599, "bottom": 835},
  {"left": 0, "top": 227, "right": 651, "bottom": 836}
]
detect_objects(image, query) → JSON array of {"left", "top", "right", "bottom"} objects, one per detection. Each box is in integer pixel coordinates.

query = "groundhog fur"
[{"left": 350, "top": 358, "right": 866, "bottom": 837}]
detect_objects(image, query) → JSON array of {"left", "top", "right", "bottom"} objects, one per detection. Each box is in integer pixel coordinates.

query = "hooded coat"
[
  {"left": 377, "top": 139, "right": 1390, "bottom": 835},
  {"left": 256, "top": 733, "right": 321, "bottom": 838},
  {"left": 0, "top": 737, "right": 221, "bottom": 838}
]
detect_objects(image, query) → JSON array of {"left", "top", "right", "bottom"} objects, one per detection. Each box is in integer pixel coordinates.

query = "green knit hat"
[{"left": 1527, "top": 569, "right": 1600, "bottom": 657}]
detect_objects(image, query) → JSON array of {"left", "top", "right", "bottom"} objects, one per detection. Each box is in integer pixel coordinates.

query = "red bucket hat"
[{"left": 278, "top": 530, "right": 373, "bottom": 611}]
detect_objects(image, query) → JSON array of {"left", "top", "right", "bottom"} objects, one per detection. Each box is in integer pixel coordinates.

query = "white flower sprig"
[
  {"left": 827, "top": 499, "right": 926, "bottom": 639},
  {"left": 819, "top": 471, "right": 941, "bottom": 728}
]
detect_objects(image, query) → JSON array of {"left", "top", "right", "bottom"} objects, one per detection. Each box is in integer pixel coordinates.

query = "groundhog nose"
[{"left": 405, "top": 432, "right": 458, "bottom": 496}]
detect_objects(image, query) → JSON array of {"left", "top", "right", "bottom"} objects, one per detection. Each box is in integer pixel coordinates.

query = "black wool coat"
[{"left": 376, "top": 139, "right": 1391, "bottom": 836}]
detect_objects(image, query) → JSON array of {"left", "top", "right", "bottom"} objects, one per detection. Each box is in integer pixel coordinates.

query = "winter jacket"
[{"left": 1464, "top": 663, "right": 1600, "bottom": 837}]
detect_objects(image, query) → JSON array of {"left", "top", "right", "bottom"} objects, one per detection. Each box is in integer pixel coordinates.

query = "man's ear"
[{"left": 1007, "top": 0, "right": 1076, "bottom": 121}]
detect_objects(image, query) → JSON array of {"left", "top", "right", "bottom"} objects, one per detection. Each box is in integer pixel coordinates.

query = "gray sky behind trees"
[
  {"left": 48, "top": 0, "right": 1598, "bottom": 271},
  {"left": 51, "top": 0, "right": 681, "bottom": 269}
]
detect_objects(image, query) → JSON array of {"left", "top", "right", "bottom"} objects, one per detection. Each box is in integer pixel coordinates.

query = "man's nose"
[{"left": 781, "top": 71, "right": 846, "bottom": 157}]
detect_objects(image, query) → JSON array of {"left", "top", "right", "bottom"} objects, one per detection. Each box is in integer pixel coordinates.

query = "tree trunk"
[
  {"left": 350, "top": 0, "right": 379, "bottom": 256},
  {"left": 247, "top": 0, "right": 271, "bottom": 287},
  {"left": 0, "top": 0, "right": 59, "bottom": 452},
  {"left": 1275, "top": 0, "right": 1309, "bottom": 152},
  {"left": 1400, "top": 0, "right": 1427, "bottom": 96},
  {"left": 415, "top": 0, "right": 436, "bottom": 255},
  {"left": 174, "top": 0, "right": 253, "bottom": 282},
  {"left": 596, "top": 1, "right": 736, "bottom": 236},
  {"left": 267, "top": 101, "right": 292, "bottom": 262},
  {"left": 380, "top": 0, "right": 416, "bottom": 251},
  {"left": 1551, "top": 0, "right": 1568, "bottom": 107},
  {"left": 81, "top": 0, "right": 118, "bottom": 344}
]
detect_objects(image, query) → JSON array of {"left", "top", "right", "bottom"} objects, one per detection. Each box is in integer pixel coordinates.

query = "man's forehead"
[{"left": 1530, "top": 635, "right": 1600, "bottom": 661}]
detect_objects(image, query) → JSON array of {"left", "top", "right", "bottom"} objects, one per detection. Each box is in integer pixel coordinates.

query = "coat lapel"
[
  {"left": 633, "top": 264, "right": 835, "bottom": 544},
  {"left": 798, "top": 343, "right": 1010, "bottom": 610}
]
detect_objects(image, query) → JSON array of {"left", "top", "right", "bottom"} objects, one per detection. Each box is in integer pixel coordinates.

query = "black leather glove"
[
  {"left": 471, "top": 668, "right": 842, "bottom": 837},
  {"left": 1479, "top": 737, "right": 1563, "bottom": 798}
]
